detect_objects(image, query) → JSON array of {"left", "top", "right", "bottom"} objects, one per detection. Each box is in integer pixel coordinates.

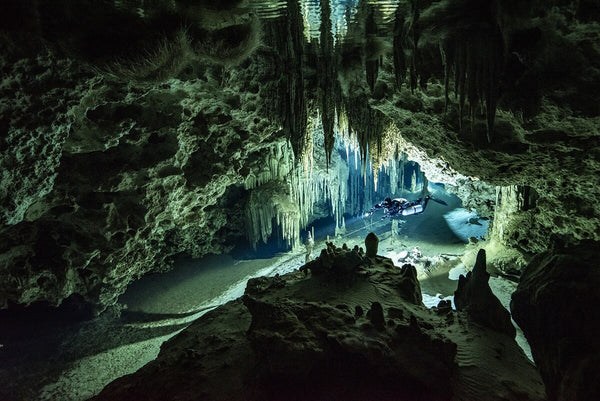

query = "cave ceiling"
[{"left": 0, "top": 0, "right": 599, "bottom": 310}]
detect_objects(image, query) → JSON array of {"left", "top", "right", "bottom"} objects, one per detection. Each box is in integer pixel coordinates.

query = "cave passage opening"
[{"left": 124, "top": 122, "right": 493, "bottom": 319}]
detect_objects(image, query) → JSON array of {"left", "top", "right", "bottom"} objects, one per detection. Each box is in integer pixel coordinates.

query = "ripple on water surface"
[{"left": 250, "top": 0, "right": 402, "bottom": 40}]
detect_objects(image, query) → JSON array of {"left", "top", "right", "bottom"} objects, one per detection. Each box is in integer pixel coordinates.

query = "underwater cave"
[{"left": 1, "top": 0, "right": 599, "bottom": 400}]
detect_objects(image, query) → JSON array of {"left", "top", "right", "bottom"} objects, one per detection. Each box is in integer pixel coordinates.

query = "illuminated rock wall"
[{"left": 1, "top": 0, "right": 599, "bottom": 315}]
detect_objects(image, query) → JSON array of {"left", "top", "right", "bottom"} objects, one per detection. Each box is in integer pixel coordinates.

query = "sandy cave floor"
[{"left": 0, "top": 201, "right": 532, "bottom": 401}]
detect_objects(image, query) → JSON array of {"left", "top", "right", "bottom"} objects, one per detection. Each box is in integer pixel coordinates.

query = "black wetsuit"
[{"left": 368, "top": 195, "right": 439, "bottom": 219}]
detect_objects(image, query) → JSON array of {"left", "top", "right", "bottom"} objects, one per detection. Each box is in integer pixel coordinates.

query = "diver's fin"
[{"left": 430, "top": 196, "right": 448, "bottom": 206}]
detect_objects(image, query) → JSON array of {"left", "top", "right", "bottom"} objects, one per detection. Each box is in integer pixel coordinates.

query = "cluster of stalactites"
[
  {"left": 335, "top": 107, "right": 414, "bottom": 190},
  {"left": 491, "top": 185, "right": 538, "bottom": 244},
  {"left": 393, "top": 0, "right": 420, "bottom": 92},
  {"left": 279, "top": 0, "right": 511, "bottom": 178},
  {"left": 441, "top": 30, "right": 503, "bottom": 143},
  {"left": 244, "top": 119, "right": 443, "bottom": 251},
  {"left": 244, "top": 123, "right": 350, "bottom": 249},
  {"left": 244, "top": 165, "right": 349, "bottom": 250},
  {"left": 492, "top": 185, "right": 523, "bottom": 244},
  {"left": 245, "top": 183, "right": 300, "bottom": 249},
  {"left": 261, "top": 0, "right": 308, "bottom": 162},
  {"left": 244, "top": 141, "right": 299, "bottom": 248},
  {"left": 244, "top": 141, "right": 294, "bottom": 190},
  {"left": 392, "top": 0, "right": 511, "bottom": 143},
  {"left": 495, "top": 185, "right": 538, "bottom": 214},
  {"left": 290, "top": 113, "right": 350, "bottom": 232},
  {"left": 291, "top": 0, "right": 384, "bottom": 169},
  {"left": 344, "top": 141, "right": 431, "bottom": 219},
  {"left": 289, "top": 153, "right": 349, "bottom": 232},
  {"left": 340, "top": 94, "right": 388, "bottom": 173}
]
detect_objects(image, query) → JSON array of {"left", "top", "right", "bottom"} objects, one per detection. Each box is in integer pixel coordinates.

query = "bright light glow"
[{"left": 443, "top": 208, "right": 489, "bottom": 243}]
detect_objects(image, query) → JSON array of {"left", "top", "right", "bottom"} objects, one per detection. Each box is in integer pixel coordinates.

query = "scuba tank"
[{"left": 401, "top": 204, "right": 423, "bottom": 216}]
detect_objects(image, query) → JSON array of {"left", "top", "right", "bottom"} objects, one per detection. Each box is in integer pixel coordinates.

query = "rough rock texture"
[
  {"left": 365, "top": 231, "right": 379, "bottom": 257},
  {"left": 445, "top": 178, "right": 496, "bottom": 219},
  {"left": 1, "top": 0, "right": 598, "bottom": 310},
  {"left": 0, "top": 3, "right": 598, "bottom": 399},
  {"left": 93, "top": 244, "right": 544, "bottom": 401},
  {"left": 511, "top": 242, "right": 600, "bottom": 401},
  {"left": 0, "top": 0, "right": 306, "bottom": 311},
  {"left": 0, "top": 50, "right": 285, "bottom": 310},
  {"left": 371, "top": 2, "right": 600, "bottom": 254},
  {"left": 454, "top": 249, "right": 516, "bottom": 337}
]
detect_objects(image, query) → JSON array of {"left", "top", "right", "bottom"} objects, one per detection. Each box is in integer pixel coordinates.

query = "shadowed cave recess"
[{"left": 0, "top": 0, "right": 599, "bottom": 400}]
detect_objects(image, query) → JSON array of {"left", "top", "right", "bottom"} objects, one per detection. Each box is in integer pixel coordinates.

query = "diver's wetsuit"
[{"left": 368, "top": 195, "right": 444, "bottom": 219}]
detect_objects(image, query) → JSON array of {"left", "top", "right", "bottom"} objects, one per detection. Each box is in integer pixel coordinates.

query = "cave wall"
[
  {"left": 511, "top": 242, "right": 600, "bottom": 401},
  {"left": 339, "top": 0, "right": 600, "bottom": 256},
  {"left": 1, "top": 0, "right": 599, "bottom": 314},
  {"left": 0, "top": 59, "right": 288, "bottom": 309},
  {"left": 0, "top": 1, "right": 291, "bottom": 311}
]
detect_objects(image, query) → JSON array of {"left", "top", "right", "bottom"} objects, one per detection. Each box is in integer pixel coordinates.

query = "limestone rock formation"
[
  {"left": 511, "top": 242, "right": 600, "bottom": 401},
  {"left": 454, "top": 249, "right": 516, "bottom": 337},
  {"left": 1, "top": 0, "right": 598, "bottom": 314},
  {"left": 1, "top": 0, "right": 261, "bottom": 78},
  {"left": 365, "top": 231, "right": 379, "bottom": 257},
  {"left": 0, "top": 48, "right": 285, "bottom": 311},
  {"left": 300, "top": 241, "right": 366, "bottom": 278},
  {"left": 93, "top": 245, "right": 544, "bottom": 401},
  {"left": 0, "top": 3, "right": 598, "bottom": 399}
]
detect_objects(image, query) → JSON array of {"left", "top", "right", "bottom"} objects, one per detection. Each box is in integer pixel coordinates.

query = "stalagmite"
[{"left": 365, "top": 232, "right": 379, "bottom": 257}]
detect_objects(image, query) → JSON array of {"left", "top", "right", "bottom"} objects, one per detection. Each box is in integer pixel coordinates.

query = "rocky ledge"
[{"left": 93, "top": 242, "right": 544, "bottom": 401}]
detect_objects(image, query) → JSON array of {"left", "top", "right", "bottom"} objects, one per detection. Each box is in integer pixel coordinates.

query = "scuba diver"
[{"left": 366, "top": 195, "right": 448, "bottom": 219}]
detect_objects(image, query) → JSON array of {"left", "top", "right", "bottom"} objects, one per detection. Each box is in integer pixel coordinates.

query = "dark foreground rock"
[
  {"left": 454, "top": 249, "right": 516, "bottom": 337},
  {"left": 511, "top": 242, "right": 600, "bottom": 401},
  {"left": 93, "top": 244, "right": 544, "bottom": 401}
]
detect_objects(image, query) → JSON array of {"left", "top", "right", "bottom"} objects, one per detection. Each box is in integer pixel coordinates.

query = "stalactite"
[
  {"left": 421, "top": 0, "right": 507, "bottom": 143},
  {"left": 492, "top": 185, "right": 522, "bottom": 245},
  {"left": 244, "top": 141, "right": 294, "bottom": 191},
  {"left": 365, "top": 7, "right": 379, "bottom": 92},
  {"left": 392, "top": 0, "right": 423, "bottom": 92},
  {"left": 289, "top": 145, "right": 349, "bottom": 231},
  {"left": 318, "top": 0, "right": 337, "bottom": 165},
  {"left": 263, "top": 0, "right": 308, "bottom": 159},
  {"left": 342, "top": 140, "right": 431, "bottom": 218},
  {"left": 245, "top": 182, "right": 300, "bottom": 249},
  {"left": 389, "top": 157, "right": 398, "bottom": 195},
  {"left": 341, "top": 93, "right": 387, "bottom": 173},
  {"left": 245, "top": 123, "right": 358, "bottom": 250}
]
